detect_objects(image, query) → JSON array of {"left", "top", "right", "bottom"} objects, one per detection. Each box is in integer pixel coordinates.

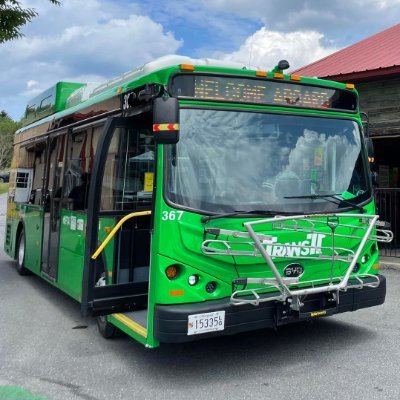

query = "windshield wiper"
[
  {"left": 201, "top": 209, "right": 292, "bottom": 223},
  {"left": 284, "top": 193, "right": 366, "bottom": 213}
]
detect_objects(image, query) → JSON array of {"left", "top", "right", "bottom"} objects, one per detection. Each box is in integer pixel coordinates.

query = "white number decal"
[{"left": 162, "top": 211, "right": 183, "bottom": 221}]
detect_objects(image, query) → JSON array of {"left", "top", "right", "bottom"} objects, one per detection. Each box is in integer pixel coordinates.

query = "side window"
[
  {"left": 16, "top": 172, "right": 29, "bottom": 188},
  {"left": 63, "top": 129, "right": 94, "bottom": 211},
  {"left": 100, "top": 125, "right": 154, "bottom": 211},
  {"left": 31, "top": 149, "right": 46, "bottom": 205},
  {"left": 101, "top": 129, "right": 120, "bottom": 211}
]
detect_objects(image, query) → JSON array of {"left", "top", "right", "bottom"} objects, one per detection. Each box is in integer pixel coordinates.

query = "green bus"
[{"left": 4, "top": 55, "right": 392, "bottom": 348}]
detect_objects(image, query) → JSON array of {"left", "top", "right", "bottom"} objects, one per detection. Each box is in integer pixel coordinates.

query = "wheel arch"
[{"left": 14, "top": 219, "right": 25, "bottom": 260}]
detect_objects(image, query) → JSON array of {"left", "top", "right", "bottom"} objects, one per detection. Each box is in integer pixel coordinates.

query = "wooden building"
[{"left": 295, "top": 24, "right": 400, "bottom": 255}]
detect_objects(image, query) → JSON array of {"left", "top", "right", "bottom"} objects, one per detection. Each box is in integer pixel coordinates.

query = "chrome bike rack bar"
[{"left": 201, "top": 213, "right": 392, "bottom": 309}]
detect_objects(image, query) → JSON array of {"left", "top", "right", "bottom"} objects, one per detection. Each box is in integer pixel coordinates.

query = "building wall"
[{"left": 356, "top": 77, "right": 400, "bottom": 137}]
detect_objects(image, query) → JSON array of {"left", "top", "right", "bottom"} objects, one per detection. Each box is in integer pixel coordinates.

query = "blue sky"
[{"left": 1, "top": 0, "right": 400, "bottom": 120}]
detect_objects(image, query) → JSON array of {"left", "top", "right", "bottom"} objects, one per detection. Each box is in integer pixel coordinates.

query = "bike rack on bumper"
[{"left": 202, "top": 213, "right": 393, "bottom": 312}]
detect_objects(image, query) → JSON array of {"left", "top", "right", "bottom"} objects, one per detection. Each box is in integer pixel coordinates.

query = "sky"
[{"left": 1, "top": 0, "right": 400, "bottom": 120}]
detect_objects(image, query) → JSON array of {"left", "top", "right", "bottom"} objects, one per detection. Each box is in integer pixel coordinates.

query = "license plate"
[{"left": 187, "top": 311, "right": 225, "bottom": 335}]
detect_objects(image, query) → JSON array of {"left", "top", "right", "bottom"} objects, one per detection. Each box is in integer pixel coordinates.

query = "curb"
[{"left": 379, "top": 257, "right": 400, "bottom": 271}]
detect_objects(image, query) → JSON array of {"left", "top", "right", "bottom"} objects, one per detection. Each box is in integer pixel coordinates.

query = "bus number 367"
[{"left": 162, "top": 210, "right": 183, "bottom": 221}]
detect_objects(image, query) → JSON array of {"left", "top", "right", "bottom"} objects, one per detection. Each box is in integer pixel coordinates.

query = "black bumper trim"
[{"left": 154, "top": 274, "right": 386, "bottom": 343}]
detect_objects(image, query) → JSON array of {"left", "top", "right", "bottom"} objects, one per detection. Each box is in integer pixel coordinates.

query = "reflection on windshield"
[{"left": 166, "top": 109, "right": 370, "bottom": 214}]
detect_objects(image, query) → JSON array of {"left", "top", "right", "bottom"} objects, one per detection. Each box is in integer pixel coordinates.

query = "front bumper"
[{"left": 154, "top": 274, "right": 386, "bottom": 343}]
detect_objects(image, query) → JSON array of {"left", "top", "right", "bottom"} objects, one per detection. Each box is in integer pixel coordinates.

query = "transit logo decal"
[{"left": 262, "top": 233, "right": 326, "bottom": 257}]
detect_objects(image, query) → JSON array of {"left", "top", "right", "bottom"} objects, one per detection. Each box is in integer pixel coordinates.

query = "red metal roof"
[{"left": 294, "top": 24, "right": 400, "bottom": 81}]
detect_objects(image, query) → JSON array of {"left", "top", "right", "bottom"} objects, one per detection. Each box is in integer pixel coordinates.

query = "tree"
[
  {"left": 0, "top": 111, "right": 21, "bottom": 169},
  {"left": 0, "top": 0, "right": 60, "bottom": 43}
]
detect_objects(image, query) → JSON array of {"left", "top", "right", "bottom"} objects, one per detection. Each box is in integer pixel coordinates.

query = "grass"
[{"left": 0, "top": 182, "right": 9, "bottom": 195}]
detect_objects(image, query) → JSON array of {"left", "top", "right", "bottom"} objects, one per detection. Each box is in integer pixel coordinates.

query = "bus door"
[
  {"left": 81, "top": 113, "right": 155, "bottom": 316},
  {"left": 41, "top": 134, "right": 67, "bottom": 279}
]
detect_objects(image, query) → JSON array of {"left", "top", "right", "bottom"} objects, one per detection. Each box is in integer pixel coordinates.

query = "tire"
[
  {"left": 97, "top": 315, "right": 118, "bottom": 339},
  {"left": 95, "top": 274, "right": 118, "bottom": 338},
  {"left": 16, "top": 230, "right": 29, "bottom": 275}
]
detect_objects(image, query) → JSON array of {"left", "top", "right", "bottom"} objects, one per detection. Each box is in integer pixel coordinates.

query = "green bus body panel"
[
  {"left": 21, "top": 205, "right": 43, "bottom": 274},
  {"left": 22, "top": 82, "right": 84, "bottom": 127},
  {"left": 58, "top": 211, "right": 116, "bottom": 301},
  {"left": 58, "top": 210, "right": 87, "bottom": 301},
  {"left": 4, "top": 207, "right": 116, "bottom": 301}
]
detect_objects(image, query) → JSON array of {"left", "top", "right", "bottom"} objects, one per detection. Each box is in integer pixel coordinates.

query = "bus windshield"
[{"left": 165, "top": 109, "right": 371, "bottom": 214}]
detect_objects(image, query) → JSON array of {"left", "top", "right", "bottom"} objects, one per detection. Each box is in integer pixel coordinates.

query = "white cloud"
[
  {"left": 0, "top": 0, "right": 183, "bottom": 119},
  {"left": 218, "top": 27, "right": 339, "bottom": 71},
  {"left": 26, "top": 80, "right": 38, "bottom": 89}
]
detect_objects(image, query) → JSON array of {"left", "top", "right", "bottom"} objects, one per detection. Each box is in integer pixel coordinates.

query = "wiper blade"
[
  {"left": 201, "top": 209, "right": 289, "bottom": 223},
  {"left": 284, "top": 193, "right": 365, "bottom": 213}
]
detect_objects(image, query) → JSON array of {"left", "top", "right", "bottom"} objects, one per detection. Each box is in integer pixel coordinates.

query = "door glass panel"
[{"left": 101, "top": 127, "right": 154, "bottom": 211}]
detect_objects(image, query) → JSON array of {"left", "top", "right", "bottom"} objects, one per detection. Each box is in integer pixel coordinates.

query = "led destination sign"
[{"left": 171, "top": 75, "right": 357, "bottom": 111}]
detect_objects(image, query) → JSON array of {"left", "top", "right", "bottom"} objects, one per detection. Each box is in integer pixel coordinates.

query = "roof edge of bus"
[
  {"left": 16, "top": 55, "right": 356, "bottom": 135},
  {"left": 66, "top": 55, "right": 254, "bottom": 108}
]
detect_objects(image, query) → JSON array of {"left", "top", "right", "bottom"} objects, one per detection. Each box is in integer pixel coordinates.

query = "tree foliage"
[
  {"left": 0, "top": 0, "right": 60, "bottom": 43},
  {"left": 0, "top": 110, "right": 21, "bottom": 169}
]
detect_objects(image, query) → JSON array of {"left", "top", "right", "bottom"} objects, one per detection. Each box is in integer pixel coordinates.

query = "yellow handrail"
[{"left": 91, "top": 210, "right": 152, "bottom": 260}]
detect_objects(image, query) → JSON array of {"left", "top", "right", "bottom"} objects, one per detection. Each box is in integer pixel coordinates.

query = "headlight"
[{"left": 188, "top": 275, "right": 199, "bottom": 286}]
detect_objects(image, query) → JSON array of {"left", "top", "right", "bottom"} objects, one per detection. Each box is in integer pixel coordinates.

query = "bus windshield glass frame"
[{"left": 165, "top": 108, "right": 371, "bottom": 215}]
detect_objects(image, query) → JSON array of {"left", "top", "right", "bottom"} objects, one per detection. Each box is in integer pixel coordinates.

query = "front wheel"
[
  {"left": 97, "top": 315, "right": 118, "bottom": 339},
  {"left": 16, "top": 230, "right": 29, "bottom": 275},
  {"left": 96, "top": 274, "right": 118, "bottom": 338}
]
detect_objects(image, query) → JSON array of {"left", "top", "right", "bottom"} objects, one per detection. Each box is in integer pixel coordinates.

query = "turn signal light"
[
  {"left": 256, "top": 70, "right": 267, "bottom": 77},
  {"left": 180, "top": 64, "right": 195, "bottom": 71},
  {"left": 165, "top": 265, "right": 179, "bottom": 280},
  {"left": 346, "top": 83, "right": 355, "bottom": 89}
]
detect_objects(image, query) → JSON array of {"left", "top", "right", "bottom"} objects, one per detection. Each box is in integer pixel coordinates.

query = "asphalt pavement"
[{"left": 1, "top": 192, "right": 400, "bottom": 400}]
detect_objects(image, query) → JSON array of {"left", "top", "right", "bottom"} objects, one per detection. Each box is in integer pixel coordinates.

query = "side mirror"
[{"left": 153, "top": 97, "right": 179, "bottom": 144}]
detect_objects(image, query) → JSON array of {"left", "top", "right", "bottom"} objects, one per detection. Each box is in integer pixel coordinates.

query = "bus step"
[{"left": 91, "top": 282, "right": 148, "bottom": 316}]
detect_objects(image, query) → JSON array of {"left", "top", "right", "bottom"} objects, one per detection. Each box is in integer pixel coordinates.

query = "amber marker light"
[
  {"left": 346, "top": 83, "right": 355, "bottom": 89},
  {"left": 373, "top": 263, "right": 380, "bottom": 270},
  {"left": 104, "top": 226, "right": 112, "bottom": 233},
  {"left": 290, "top": 75, "right": 301, "bottom": 81},
  {"left": 117, "top": 87, "right": 123, "bottom": 93},
  {"left": 180, "top": 64, "right": 195, "bottom": 71},
  {"left": 273, "top": 73, "right": 284, "bottom": 79},
  {"left": 165, "top": 265, "right": 179, "bottom": 279},
  {"left": 256, "top": 70, "right": 267, "bottom": 77},
  {"left": 170, "top": 289, "right": 184, "bottom": 296}
]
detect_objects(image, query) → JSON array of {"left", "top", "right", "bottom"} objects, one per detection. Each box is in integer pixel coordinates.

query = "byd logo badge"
[{"left": 284, "top": 263, "right": 304, "bottom": 277}]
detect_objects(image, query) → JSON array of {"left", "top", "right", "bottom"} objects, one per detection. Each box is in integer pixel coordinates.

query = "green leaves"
[
  {"left": 0, "top": 0, "right": 60, "bottom": 43},
  {"left": 0, "top": 110, "right": 21, "bottom": 169}
]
